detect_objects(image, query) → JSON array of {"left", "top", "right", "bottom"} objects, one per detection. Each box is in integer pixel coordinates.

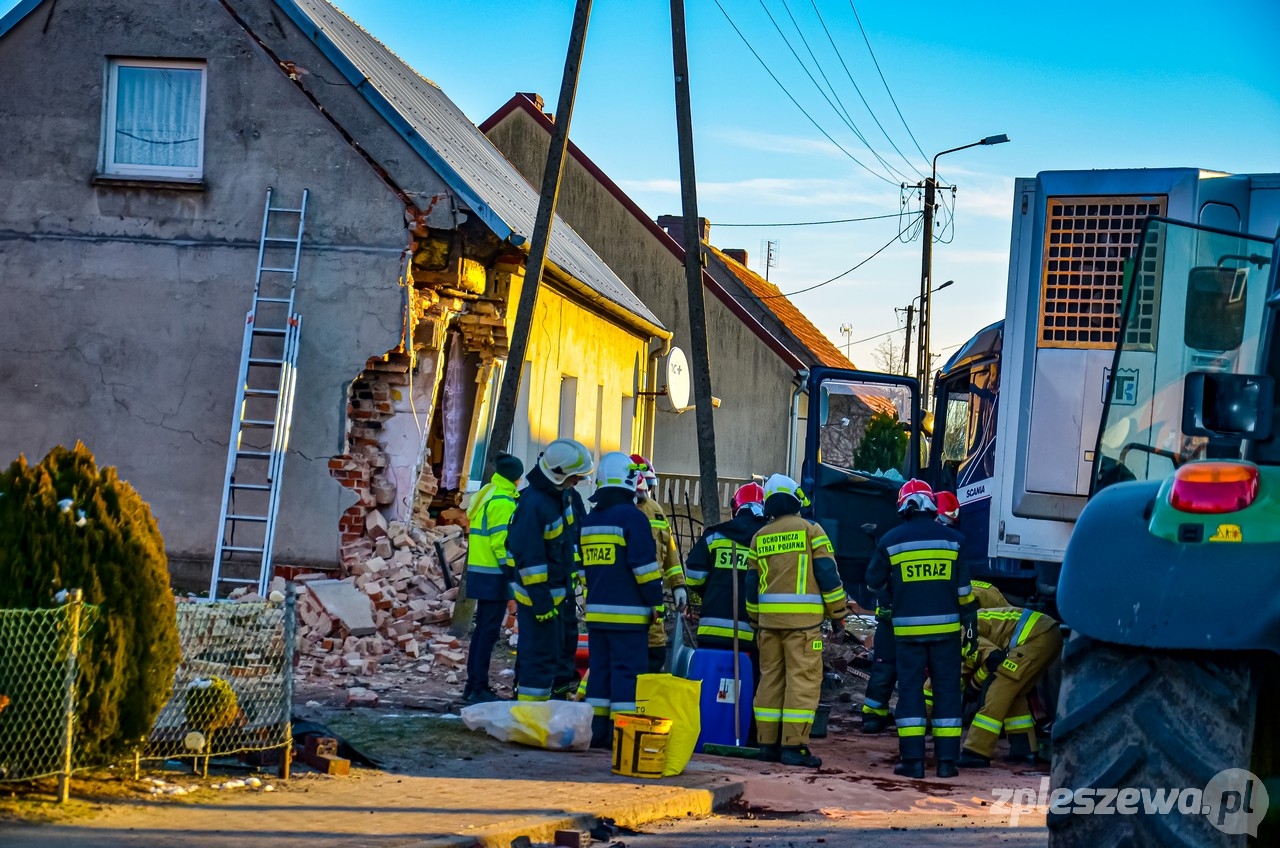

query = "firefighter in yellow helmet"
[
  {"left": 630, "top": 455, "right": 688, "bottom": 673},
  {"left": 747, "top": 474, "right": 847, "bottom": 768}
]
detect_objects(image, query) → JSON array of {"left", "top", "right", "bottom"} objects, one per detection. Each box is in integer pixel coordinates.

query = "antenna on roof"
[{"left": 760, "top": 239, "right": 779, "bottom": 281}]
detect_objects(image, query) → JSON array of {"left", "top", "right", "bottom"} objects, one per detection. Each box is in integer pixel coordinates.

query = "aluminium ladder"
[{"left": 208, "top": 188, "right": 308, "bottom": 599}]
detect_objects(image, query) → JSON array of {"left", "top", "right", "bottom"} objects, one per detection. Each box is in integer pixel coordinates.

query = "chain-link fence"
[
  {"left": 141, "top": 589, "right": 295, "bottom": 766},
  {"left": 0, "top": 591, "right": 97, "bottom": 794}
]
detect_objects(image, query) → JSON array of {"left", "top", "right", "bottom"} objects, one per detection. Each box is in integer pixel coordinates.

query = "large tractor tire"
[{"left": 1049, "top": 632, "right": 1258, "bottom": 847}]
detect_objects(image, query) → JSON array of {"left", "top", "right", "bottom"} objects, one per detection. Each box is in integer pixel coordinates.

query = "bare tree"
[{"left": 870, "top": 337, "right": 906, "bottom": 375}]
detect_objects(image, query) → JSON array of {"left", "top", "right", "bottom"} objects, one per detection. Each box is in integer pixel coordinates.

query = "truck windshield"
[
  {"left": 1092, "top": 218, "right": 1275, "bottom": 492},
  {"left": 816, "top": 379, "right": 915, "bottom": 479}
]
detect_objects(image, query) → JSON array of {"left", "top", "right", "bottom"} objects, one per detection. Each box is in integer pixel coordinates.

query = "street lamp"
[
  {"left": 914, "top": 134, "right": 1009, "bottom": 397},
  {"left": 901, "top": 279, "right": 954, "bottom": 376}
]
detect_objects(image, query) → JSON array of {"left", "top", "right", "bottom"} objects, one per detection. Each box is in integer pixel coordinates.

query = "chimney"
[
  {"left": 656, "top": 214, "right": 711, "bottom": 244},
  {"left": 722, "top": 248, "right": 748, "bottom": 266},
  {"left": 517, "top": 92, "right": 545, "bottom": 111}
]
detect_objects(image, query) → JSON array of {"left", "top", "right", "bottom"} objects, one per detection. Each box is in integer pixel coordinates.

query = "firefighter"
[
  {"left": 462, "top": 452, "right": 523, "bottom": 704},
  {"left": 580, "top": 452, "right": 665, "bottom": 747},
  {"left": 866, "top": 479, "right": 977, "bottom": 779},
  {"left": 631, "top": 455, "right": 688, "bottom": 673},
  {"left": 935, "top": 491, "right": 961, "bottom": 528},
  {"left": 958, "top": 606, "right": 1062, "bottom": 768},
  {"left": 747, "top": 474, "right": 847, "bottom": 768},
  {"left": 935, "top": 491, "right": 1010, "bottom": 609},
  {"left": 685, "top": 482, "right": 767, "bottom": 664},
  {"left": 556, "top": 479, "right": 589, "bottom": 699},
  {"left": 507, "top": 439, "right": 594, "bottom": 703}
]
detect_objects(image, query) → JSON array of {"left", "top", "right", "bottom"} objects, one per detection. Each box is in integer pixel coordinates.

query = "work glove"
[
  {"left": 534, "top": 608, "right": 559, "bottom": 624},
  {"left": 672, "top": 586, "right": 689, "bottom": 612},
  {"left": 984, "top": 649, "right": 1009, "bottom": 673},
  {"left": 875, "top": 606, "right": 892, "bottom": 623},
  {"left": 964, "top": 676, "right": 984, "bottom": 704}
]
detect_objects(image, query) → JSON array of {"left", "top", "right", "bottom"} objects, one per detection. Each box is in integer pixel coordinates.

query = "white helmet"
[
  {"left": 538, "top": 438, "right": 595, "bottom": 487},
  {"left": 763, "top": 473, "right": 809, "bottom": 507},
  {"left": 595, "top": 451, "right": 644, "bottom": 492}
]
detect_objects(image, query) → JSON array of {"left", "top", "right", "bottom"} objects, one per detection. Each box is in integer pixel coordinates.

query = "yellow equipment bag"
[{"left": 635, "top": 673, "right": 701, "bottom": 776}]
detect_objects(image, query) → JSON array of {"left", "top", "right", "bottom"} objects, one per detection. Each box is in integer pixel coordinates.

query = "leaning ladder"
[{"left": 208, "top": 188, "right": 308, "bottom": 599}]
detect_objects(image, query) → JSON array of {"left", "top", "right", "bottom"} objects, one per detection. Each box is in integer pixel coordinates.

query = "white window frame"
[{"left": 102, "top": 58, "right": 208, "bottom": 180}]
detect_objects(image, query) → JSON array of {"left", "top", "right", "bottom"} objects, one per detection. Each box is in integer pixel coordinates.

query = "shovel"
[{"left": 701, "top": 539, "right": 761, "bottom": 759}]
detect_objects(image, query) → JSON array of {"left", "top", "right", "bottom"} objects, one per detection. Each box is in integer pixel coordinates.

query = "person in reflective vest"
[
  {"left": 580, "top": 452, "right": 664, "bottom": 747},
  {"left": 631, "top": 455, "right": 688, "bottom": 672},
  {"left": 685, "top": 482, "right": 767, "bottom": 664},
  {"left": 958, "top": 606, "right": 1062, "bottom": 767},
  {"left": 507, "top": 439, "right": 594, "bottom": 703},
  {"left": 463, "top": 452, "right": 522, "bottom": 704},
  {"left": 866, "top": 479, "right": 977, "bottom": 779},
  {"left": 747, "top": 474, "right": 847, "bottom": 768}
]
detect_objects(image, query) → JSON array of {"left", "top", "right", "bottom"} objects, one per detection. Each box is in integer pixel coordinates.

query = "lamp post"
[
  {"left": 915, "top": 134, "right": 1009, "bottom": 398},
  {"left": 901, "top": 279, "right": 953, "bottom": 377}
]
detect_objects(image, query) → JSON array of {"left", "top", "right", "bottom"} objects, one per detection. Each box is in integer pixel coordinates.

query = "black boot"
[
  {"left": 1004, "top": 733, "right": 1040, "bottom": 765},
  {"left": 590, "top": 716, "right": 612, "bottom": 750},
  {"left": 861, "top": 713, "right": 886, "bottom": 734},
  {"left": 957, "top": 750, "right": 992, "bottom": 768},
  {"left": 780, "top": 746, "right": 822, "bottom": 768},
  {"left": 757, "top": 743, "right": 781, "bottom": 763},
  {"left": 893, "top": 759, "right": 924, "bottom": 778},
  {"left": 936, "top": 760, "right": 959, "bottom": 778}
]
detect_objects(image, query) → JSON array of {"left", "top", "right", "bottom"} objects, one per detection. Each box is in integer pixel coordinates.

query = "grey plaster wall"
[
  {"left": 485, "top": 111, "right": 796, "bottom": 481},
  {"left": 0, "top": 0, "right": 437, "bottom": 568}
]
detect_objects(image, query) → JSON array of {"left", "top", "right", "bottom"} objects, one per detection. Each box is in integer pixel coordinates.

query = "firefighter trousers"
[
  {"left": 754, "top": 626, "right": 824, "bottom": 748},
  {"left": 862, "top": 618, "right": 896, "bottom": 717},
  {"left": 515, "top": 603, "right": 563, "bottom": 701},
  {"left": 896, "top": 634, "right": 962, "bottom": 762},
  {"left": 554, "top": 598, "right": 582, "bottom": 696},
  {"left": 585, "top": 626, "right": 648, "bottom": 746},
  {"left": 964, "top": 626, "right": 1063, "bottom": 758}
]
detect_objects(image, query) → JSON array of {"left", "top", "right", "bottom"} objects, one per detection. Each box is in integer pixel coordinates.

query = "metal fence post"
[
  {"left": 279, "top": 582, "right": 296, "bottom": 779},
  {"left": 57, "top": 589, "right": 83, "bottom": 804}
]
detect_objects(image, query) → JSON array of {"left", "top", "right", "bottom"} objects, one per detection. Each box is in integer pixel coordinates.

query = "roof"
[
  {"left": 939, "top": 320, "right": 1002, "bottom": 379},
  {"left": 267, "top": 0, "right": 661, "bottom": 330},
  {"left": 480, "top": 94, "right": 805, "bottom": 372},
  {"left": 704, "top": 247, "right": 855, "bottom": 370}
]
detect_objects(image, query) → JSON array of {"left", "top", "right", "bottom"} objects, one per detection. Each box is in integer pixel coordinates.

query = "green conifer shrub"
[{"left": 0, "top": 443, "right": 181, "bottom": 763}]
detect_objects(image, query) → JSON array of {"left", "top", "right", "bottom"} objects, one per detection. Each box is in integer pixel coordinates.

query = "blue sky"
[{"left": 6, "top": 0, "right": 1278, "bottom": 367}]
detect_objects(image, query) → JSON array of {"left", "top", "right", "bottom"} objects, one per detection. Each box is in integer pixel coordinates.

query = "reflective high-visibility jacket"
[
  {"left": 507, "top": 467, "right": 578, "bottom": 616},
  {"left": 685, "top": 512, "right": 768, "bottom": 643},
  {"left": 966, "top": 606, "right": 1059, "bottom": 687},
  {"left": 637, "top": 497, "right": 684, "bottom": 588},
  {"left": 464, "top": 474, "right": 519, "bottom": 601},
  {"left": 579, "top": 499, "right": 664, "bottom": 630},
  {"left": 971, "top": 580, "right": 1009, "bottom": 610},
  {"left": 746, "top": 514, "right": 846, "bottom": 630},
  {"left": 865, "top": 514, "right": 976, "bottom": 641}
]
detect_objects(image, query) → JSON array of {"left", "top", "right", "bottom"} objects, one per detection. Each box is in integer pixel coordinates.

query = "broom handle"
[{"left": 731, "top": 539, "right": 741, "bottom": 746}]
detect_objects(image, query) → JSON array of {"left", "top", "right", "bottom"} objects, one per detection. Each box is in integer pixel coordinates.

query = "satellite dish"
[{"left": 659, "top": 347, "right": 691, "bottom": 413}]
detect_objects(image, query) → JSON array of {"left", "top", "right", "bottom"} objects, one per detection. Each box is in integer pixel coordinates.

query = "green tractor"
[{"left": 1050, "top": 216, "right": 1280, "bottom": 846}]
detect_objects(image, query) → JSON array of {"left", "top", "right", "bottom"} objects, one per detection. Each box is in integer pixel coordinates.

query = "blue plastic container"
[{"left": 680, "top": 648, "right": 754, "bottom": 752}]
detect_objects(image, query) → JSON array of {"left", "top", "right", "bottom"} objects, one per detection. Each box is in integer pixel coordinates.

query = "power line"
[
  {"left": 847, "top": 1, "right": 930, "bottom": 166},
  {"left": 766, "top": 0, "right": 912, "bottom": 184},
  {"left": 716, "top": 210, "right": 910, "bottom": 227},
  {"left": 733, "top": 228, "right": 902, "bottom": 300},
  {"left": 711, "top": 0, "right": 898, "bottom": 186},
  {"left": 845, "top": 324, "right": 906, "bottom": 346},
  {"left": 807, "top": 0, "right": 926, "bottom": 181}
]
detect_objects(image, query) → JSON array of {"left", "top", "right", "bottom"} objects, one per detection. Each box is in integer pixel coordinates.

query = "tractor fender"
[{"left": 1059, "top": 480, "right": 1280, "bottom": 653}]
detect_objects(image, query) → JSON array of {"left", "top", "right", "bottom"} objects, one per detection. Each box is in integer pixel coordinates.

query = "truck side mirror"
[{"left": 1182, "top": 372, "right": 1274, "bottom": 445}]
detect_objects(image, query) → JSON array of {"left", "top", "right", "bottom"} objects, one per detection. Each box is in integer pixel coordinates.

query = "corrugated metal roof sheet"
[{"left": 276, "top": 0, "right": 661, "bottom": 328}]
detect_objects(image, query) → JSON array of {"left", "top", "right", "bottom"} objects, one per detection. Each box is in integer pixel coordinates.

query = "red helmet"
[
  {"left": 629, "top": 454, "right": 657, "bottom": 492},
  {"left": 897, "top": 479, "right": 937, "bottom": 515},
  {"left": 935, "top": 491, "right": 961, "bottom": 524},
  {"left": 731, "top": 482, "right": 765, "bottom": 514}
]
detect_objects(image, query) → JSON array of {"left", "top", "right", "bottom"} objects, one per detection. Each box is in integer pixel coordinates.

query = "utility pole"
[
  {"left": 486, "top": 0, "right": 593, "bottom": 476},
  {"left": 914, "top": 177, "right": 935, "bottom": 393},
  {"left": 670, "top": 0, "right": 721, "bottom": 526},
  {"left": 901, "top": 302, "right": 914, "bottom": 377}
]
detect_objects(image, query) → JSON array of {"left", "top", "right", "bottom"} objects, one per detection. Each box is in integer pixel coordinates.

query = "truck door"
[{"left": 801, "top": 369, "right": 921, "bottom": 607}]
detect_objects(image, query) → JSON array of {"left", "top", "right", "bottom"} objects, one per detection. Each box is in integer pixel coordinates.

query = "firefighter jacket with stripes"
[
  {"left": 865, "top": 514, "right": 977, "bottom": 641},
  {"left": 745, "top": 514, "right": 847, "bottom": 630},
  {"left": 579, "top": 496, "right": 664, "bottom": 630},
  {"left": 685, "top": 511, "right": 768, "bottom": 643},
  {"left": 966, "top": 606, "right": 1059, "bottom": 687},
  {"left": 507, "top": 466, "right": 579, "bottom": 616},
  {"left": 637, "top": 497, "right": 685, "bottom": 589},
  {"left": 464, "top": 473, "right": 519, "bottom": 601},
  {"left": 971, "top": 580, "right": 1009, "bottom": 610}
]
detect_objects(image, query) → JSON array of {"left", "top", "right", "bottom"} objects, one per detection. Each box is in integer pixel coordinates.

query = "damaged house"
[{"left": 0, "top": 0, "right": 666, "bottom": 589}]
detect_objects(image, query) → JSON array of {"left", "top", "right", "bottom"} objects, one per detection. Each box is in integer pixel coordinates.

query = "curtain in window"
[{"left": 113, "top": 66, "right": 202, "bottom": 168}]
